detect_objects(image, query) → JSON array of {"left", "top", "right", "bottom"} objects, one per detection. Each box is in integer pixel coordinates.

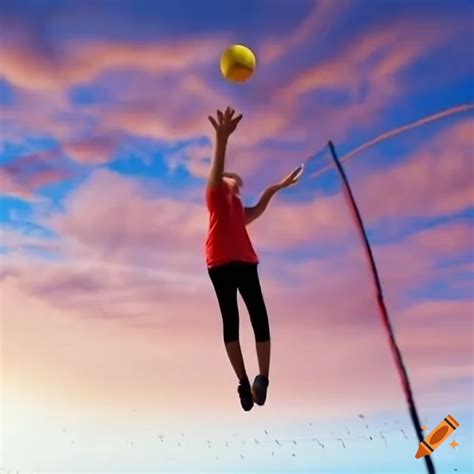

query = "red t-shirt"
[{"left": 205, "top": 181, "right": 259, "bottom": 268}]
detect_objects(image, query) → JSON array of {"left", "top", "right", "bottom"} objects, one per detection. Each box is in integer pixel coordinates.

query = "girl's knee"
[
  {"left": 255, "top": 324, "right": 270, "bottom": 343},
  {"left": 224, "top": 328, "right": 239, "bottom": 344}
]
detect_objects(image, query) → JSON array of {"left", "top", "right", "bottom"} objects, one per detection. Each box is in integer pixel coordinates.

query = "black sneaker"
[
  {"left": 252, "top": 375, "right": 269, "bottom": 406},
  {"left": 238, "top": 377, "right": 254, "bottom": 412}
]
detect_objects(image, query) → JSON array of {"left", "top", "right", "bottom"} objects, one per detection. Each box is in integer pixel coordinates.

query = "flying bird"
[{"left": 313, "top": 438, "right": 324, "bottom": 448}]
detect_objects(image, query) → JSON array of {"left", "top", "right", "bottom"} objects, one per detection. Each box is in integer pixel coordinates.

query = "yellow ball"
[{"left": 220, "top": 44, "right": 256, "bottom": 83}]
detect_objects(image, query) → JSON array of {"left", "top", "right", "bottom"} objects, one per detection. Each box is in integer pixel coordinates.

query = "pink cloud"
[
  {"left": 355, "top": 119, "right": 474, "bottom": 220},
  {"left": 43, "top": 169, "right": 208, "bottom": 272},
  {"left": 63, "top": 136, "right": 119, "bottom": 165},
  {"left": 0, "top": 150, "right": 73, "bottom": 198},
  {"left": 259, "top": 219, "right": 473, "bottom": 326},
  {"left": 395, "top": 300, "right": 473, "bottom": 385},
  {"left": 281, "top": 22, "right": 412, "bottom": 99},
  {"left": 0, "top": 15, "right": 430, "bottom": 165},
  {"left": 2, "top": 242, "right": 470, "bottom": 416},
  {"left": 36, "top": 121, "right": 473, "bottom": 273},
  {"left": 269, "top": 17, "right": 462, "bottom": 149},
  {"left": 364, "top": 223, "right": 473, "bottom": 309},
  {"left": 1, "top": 7, "right": 470, "bottom": 202},
  {"left": 43, "top": 163, "right": 356, "bottom": 263},
  {"left": 1, "top": 173, "right": 471, "bottom": 416},
  {"left": 97, "top": 76, "right": 296, "bottom": 152},
  {"left": 0, "top": 133, "right": 122, "bottom": 201},
  {"left": 229, "top": 106, "right": 296, "bottom": 149},
  {"left": 0, "top": 227, "right": 62, "bottom": 256},
  {"left": 1, "top": 90, "right": 76, "bottom": 142},
  {"left": 1, "top": 14, "right": 467, "bottom": 186},
  {"left": 249, "top": 192, "right": 353, "bottom": 251},
  {"left": 260, "top": 0, "right": 350, "bottom": 64},
  {"left": 409, "top": 222, "right": 473, "bottom": 256},
  {"left": 0, "top": 37, "right": 225, "bottom": 91},
  {"left": 319, "top": 16, "right": 455, "bottom": 110},
  {"left": 100, "top": 105, "right": 207, "bottom": 142},
  {"left": 167, "top": 142, "right": 212, "bottom": 178}
]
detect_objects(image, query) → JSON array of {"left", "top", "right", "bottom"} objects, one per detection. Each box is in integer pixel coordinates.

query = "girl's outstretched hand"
[
  {"left": 208, "top": 106, "right": 243, "bottom": 140},
  {"left": 277, "top": 164, "right": 303, "bottom": 189}
]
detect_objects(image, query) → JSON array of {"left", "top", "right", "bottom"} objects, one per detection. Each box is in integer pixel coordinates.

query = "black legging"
[{"left": 208, "top": 261, "right": 270, "bottom": 343}]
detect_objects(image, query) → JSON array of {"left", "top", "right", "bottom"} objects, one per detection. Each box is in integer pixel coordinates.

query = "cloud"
[
  {"left": 250, "top": 192, "right": 353, "bottom": 251},
  {"left": 100, "top": 103, "right": 207, "bottom": 142},
  {"left": 408, "top": 221, "right": 473, "bottom": 257},
  {"left": 0, "top": 85, "right": 91, "bottom": 144},
  {"left": 2, "top": 10, "right": 468, "bottom": 185},
  {"left": 282, "top": 15, "right": 450, "bottom": 99},
  {"left": 395, "top": 299, "right": 473, "bottom": 389},
  {"left": 0, "top": 226, "right": 63, "bottom": 257},
  {"left": 43, "top": 168, "right": 208, "bottom": 273},
  {"left": 0, "top": 135, "right": 120, "bottom": 201},
  {"left": 63, "top": 136, "right": 119, "bottom": 165},
  {"left": 0, "top": 35, "right": 224, "bottom": 91},
  {"left": 265, "top": 16, "right": 467, "bottom": 151},
  {"left": 33, "top": 114, "right": 474, "bottom": 270},
  {"left": 41, "top": 162, "right": 358, "bottom": 265},
  {"left": 97, "top": 73, "right": 297, "bottom": 153},
  {"left": 260, "top": 0, "right": 351, "bottom": 64},
  {"left": 355, "top": 119, "right": 474, "bottom": 220},
  {"left": 166, "top": 142, "right": 212, "bottom": 178},
  {"left": 229, "top": 107, "right": 296, "bottom": 149},
  {"left": 0, "top": 149, "right": 74, "bottom": 198},
  {"left": 2, "top": 226, "right": 471, "bottom": 415},
  {"left": 1, "top": 157, "right": 471, "bottom": 415},
  {"left": 367, "top": 221, "right": 473, "bottom": 309},
  {"left": 259, "top": 218, "right": 473, "bottom": 324}
]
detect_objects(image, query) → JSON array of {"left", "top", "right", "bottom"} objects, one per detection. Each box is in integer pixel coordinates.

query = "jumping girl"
[{"left": 205, "top": 106, "right": 302, "bottom": 411}]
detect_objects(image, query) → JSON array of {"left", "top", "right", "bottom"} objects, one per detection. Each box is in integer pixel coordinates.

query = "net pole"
[{"left": 327, "top": 140, "right": 435, "bottom": 474}]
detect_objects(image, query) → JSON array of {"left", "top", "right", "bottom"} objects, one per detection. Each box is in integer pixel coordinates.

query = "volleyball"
[{"left": 220, "top": 44, "right": 256, "bottom": 83}]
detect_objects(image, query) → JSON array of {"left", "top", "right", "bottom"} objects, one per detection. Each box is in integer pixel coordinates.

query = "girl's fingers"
[
  {"left": 232, "top": 114, "right": 243, "bottom": 125},
  {"left": 208, "top": 116, "right": 218, "bottom": 129},
  {"left": 291, "top": 167, "right": 302, "bottom": 178},
  {"left": 211, "top": 108, "right": 240, "bottom": 131}
]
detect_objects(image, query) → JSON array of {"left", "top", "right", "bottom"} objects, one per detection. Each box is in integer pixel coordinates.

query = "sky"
[{"left": 0, "top": 0, "right": 473, "bottom": 473}]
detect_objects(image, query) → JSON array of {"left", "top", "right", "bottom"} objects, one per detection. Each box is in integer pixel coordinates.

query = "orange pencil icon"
[{"left": 415, "top": 415, "right": 459, "bottom": 458}]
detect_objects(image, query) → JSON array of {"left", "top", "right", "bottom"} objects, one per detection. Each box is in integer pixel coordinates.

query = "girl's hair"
[{"left": 222, "top": 171, "right": 243, "bottom": 186}]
